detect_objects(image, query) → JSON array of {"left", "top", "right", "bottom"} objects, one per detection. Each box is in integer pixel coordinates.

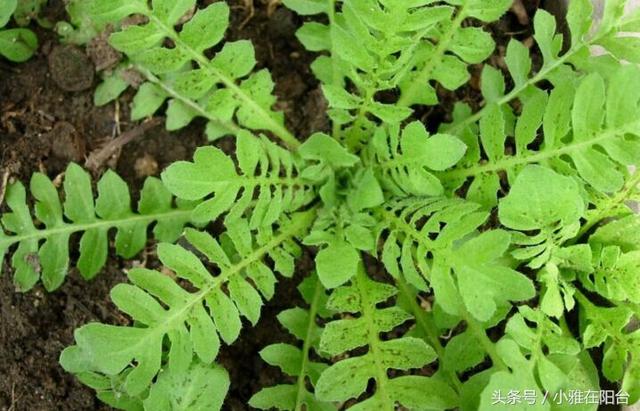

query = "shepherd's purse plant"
[{"left": 2, "top": 0, "right": 640, "bottom": 409}]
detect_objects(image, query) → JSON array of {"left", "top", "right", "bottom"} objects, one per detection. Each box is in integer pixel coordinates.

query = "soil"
[{"left": 0, "top": 1, "right": 571, "bottom": 410}]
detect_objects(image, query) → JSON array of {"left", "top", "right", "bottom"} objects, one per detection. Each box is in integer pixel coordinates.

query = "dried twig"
[
  {"left": 239, "top": 0, "right": 256, "bottom": 29},
  {"left": 0, "top": 167, "right": 10, "bottom": 207},
  {"left": 511, "top": 0, "right": 529, "bottom": 25},
  {"left": 84, "top": 117, "right": 163, "bottom": 173}
]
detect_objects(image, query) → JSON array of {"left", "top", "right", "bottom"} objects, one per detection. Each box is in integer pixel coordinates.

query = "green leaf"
[
  {"left": 109, "top": 23, "right": 165, "bottom": 54},
  {"left": 368, "top": 102, "right": 412, "bottom": 124},
  {"left": 299, "top": 133, "right": 359, "bottom": 169},
  {"left": 0, "top": 28, "right": 38, "bottom": 62},
  {"left": 466, "top": 0, "right": 512, "bottom": 22},
  {"left": 389, "top": 376, "right": 459, "bottom": 410},
  {"left": 315, "top": 268, "right": 450, "bottom": 408},
  {"left": 179, "top": 2, "right": 228, "bottom": 52},
  {"left": 151, "top": 0, "right": 195, "bottom": 25},
  {"left": 322, "top": 85, "right": 361, "bottom": 110},
  {"left": 505, "top": 40, "right": 532, "bottom": 88},
  {"left": 162, "top": 146, "right": 236, "bottom": 200},
  {"left": 165, "top": 135, "right": 313, "bottom": 225},
  {"left": 348, "top": 168, "right": 384, "bottom": 212},
  {"left": 296, "top": 22, "right": 330, "bottom": 51},
  {"left": 566, "top": 0, "right": 593, "bottom": 47},
  {"left": 450, "top": 27, "right": 494, "bottom": 64},
  {"left": 599, "top": 35, "right": 640, "bottom": 65},
  {"left": 166, "top": 100, "right": 198, "bottom": 130},
  {"left": 590, "top": 215, "right": 640, "bottom": 252},
  {"left": 282, "top": 0, "right": 326, "bottom": 15},
  {"left": 260, "top": 344, "right": 303, "bottom": 379},
  {"left": 211, "top": 40, "right": 256, "bottom": 79},
  {"left": 515, "top": 90, "right": 548, "bottom": 153},
  {"left": 332, "top": 23, "right": 374, "bottom": 69},
  {"left": 2, "top": 182, "right": 39, "bottom": 291},
  {"left": 100, "top": 0, "right": 297, "bottom": 147},
  {"left": 534, "top": 9, "right": 561, "bottom": 65},
  {"left": 572, "top": 73, "right": 605, "bottom": 139},
  {"left": 377, "top": 196, "right": 528, "bottom": 317},
  {"left": 30, "top": 174, "right": 68, "bottom": 291},
  {"left": 478, "top": 340, "right": 550, "bottom": 411},
  {"left": 499, "top": 165, "right": 584, "bottom": 231},
  {"left": 0, "top": 165, "right": 196, "bottom": 291},
  {"left": 479, "top": 104, "right": 505, "bottom": 163},
  {"left": 543, "top": 82, "right": 574, "bottom": 148},
  {"left": 370, "top": 122, "right": 465, "bottom": 197},
  {"left": 0, "top": 0, "right": 17, "bottom": 27},
  {"left": 144, "top": 361, "right": 229, "bottom": 411},
  {"left": 315, "top": 240, "right": 359, "bottom": 289},
  {"left": 444, "top": 67, "right": 640, "bottom": 202},
  {"left": 481, "top": 65, "right": 505, "bottom": 103},
  {"left": 249, "top": 386, "right": 298, "bottom": 410},
  {"left": 422, "top": 133, "right": 468, "bottom": 171},
  {"left": 454, "top": 230, "right": 536, "bottom": 321},
  {"left": 131, "top": 83, "right": 167, "bottom": 120},
  {"left": 444, "top": 331, "right": 485, "bottom": 372},
  {"left": 62, "top": 210, "right": 315, "bottom": 398},
  {"left": 581, "top": 246, "right": 640, "bottom": 303},
  {"left": 94, "top": 72, "right": 129, "bottom": 106},
  {"left": 90, "top": 0, "right": 149, "bottom": 24},
  {"left": 135, "top": 48, "right": 189, "bottom": 74}
]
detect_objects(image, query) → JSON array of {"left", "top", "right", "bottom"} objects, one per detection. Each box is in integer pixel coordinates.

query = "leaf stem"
[
  {"left": 442, "top": 28, "right": 617, "bottom": 136},
  {"left": 443, "top": 119, "right": 640, "bottom": 180},
  {"left": 294, "top": 277, "right": 324, "bottom": 411},
  {"left": 395, "top": 275, "right": 463, "bottom": 392},
  {"left": 138, "top": 67, "right": 244, "bottom": 136},
  {"left": 327, "top": 0, "right": 342, "bottom": 140},
  {"left": 460, "top": 305, "right": 508, "bottom": 371},
  {"left": 397, "top": 1, "right": 468, "bottom": 107},
  {"left": 570, "top": 169, "right": 640, "bottom": 242},
  {"left": 0, "top": 209, "right": 193, "bottom": 250},
  {"left": 355, "top": 266, "right": 395, "bottom": 410},
  {"left": 147, "top": 15, "right": 301, "bottom": 150}
]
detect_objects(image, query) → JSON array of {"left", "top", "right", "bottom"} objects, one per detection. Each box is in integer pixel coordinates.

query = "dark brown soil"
[{"left": 0, "top": 1, "right": 322, "bottom": 410}]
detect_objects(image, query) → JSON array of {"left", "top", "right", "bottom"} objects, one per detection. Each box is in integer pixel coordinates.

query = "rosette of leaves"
[{"left": 1, "top": 0, "right": 640, "bottom": 410}]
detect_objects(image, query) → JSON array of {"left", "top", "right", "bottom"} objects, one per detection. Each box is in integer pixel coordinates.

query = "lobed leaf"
[
  {"left": 162, "top": 131, "right": 315, "bottom": 226},
  {"left": 61, "top": 210, "right": 315, "bottom": 401},
  {"left": 315, "top": 265, "right": 458, "bottom": 409},
  {"left": 367, "top": 121, "right": 466, "bottom": 197},
  {"left": 0, "top": 165, "right": 196, "bottom": 291},
  {"left": 377, "top": 197, "right": 535, "bottom": 320},
  {"left": 90, "top": 0, "right": 299, "bottom": 147},
  {"left": 250, "top": 275, "right": 334, "bottom": 411},
  {"left": 445, "top": 67, "right": 640, "bottom": 206}
]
